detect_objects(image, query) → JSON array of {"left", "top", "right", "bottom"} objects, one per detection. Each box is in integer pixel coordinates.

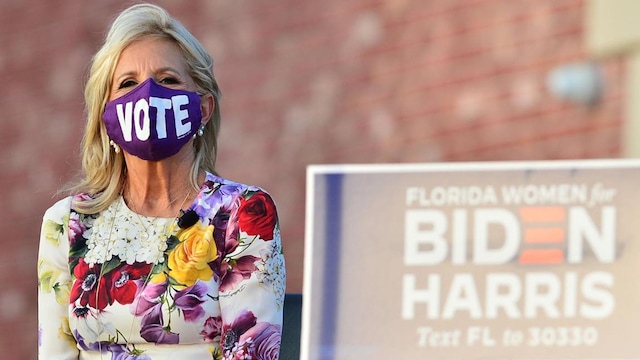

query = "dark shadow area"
[{"left": 280, "top": 293, "right": 302, "bottom": 360}]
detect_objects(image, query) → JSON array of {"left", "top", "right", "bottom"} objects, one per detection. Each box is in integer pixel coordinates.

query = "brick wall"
[{"left": 0, "top": 0, "right": 624, "bottom": 358}]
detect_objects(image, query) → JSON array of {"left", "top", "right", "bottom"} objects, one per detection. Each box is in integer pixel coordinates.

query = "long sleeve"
[
  {"left": 37, "top": 196, "right": 79, "bottom": 359},
  {"left": 218, "top": 188, "right": 286, "bottom": 359}
]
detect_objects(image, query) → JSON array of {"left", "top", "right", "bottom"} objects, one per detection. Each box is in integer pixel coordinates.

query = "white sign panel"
[{"left": 302, "top": 160, "right": 640, "bottom": 360}]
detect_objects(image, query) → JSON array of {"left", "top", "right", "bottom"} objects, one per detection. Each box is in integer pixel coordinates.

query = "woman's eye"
[
  {"left": 118, "top": 80, "right": 137, "bottom": 89},
  {"left": 159, "top": 77, "right": 179, "bottom": 85}
]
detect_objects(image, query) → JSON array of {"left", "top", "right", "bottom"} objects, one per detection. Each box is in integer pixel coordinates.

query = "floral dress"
[{"left": 37, "top": 173, "right": 286, "bottom": 359}]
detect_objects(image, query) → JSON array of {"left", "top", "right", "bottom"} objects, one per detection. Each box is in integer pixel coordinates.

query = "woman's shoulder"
[
  {"left": 44, "top": 192, "right": 101, "bottom": 219},
  {"left": 42, "top": 196, "right": 73, "bottom": 221},
  {"left": 197, "top": 172, "right": 277, "bottom": 214},
  {"left": 203, "top": 172, "right": 270, "bottom": 195}
]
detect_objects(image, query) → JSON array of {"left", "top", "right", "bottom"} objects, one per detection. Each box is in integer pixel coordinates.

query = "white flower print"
[
  {"left": 84, "top": 196, "right": 174, "bottom": 265},
  {"left": 256, "top": 229, "right": 286, "bottom": 309}
]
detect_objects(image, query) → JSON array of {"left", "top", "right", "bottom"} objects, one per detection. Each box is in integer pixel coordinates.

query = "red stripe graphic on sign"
[
  {"left": 518, "top": 206, "right": 566, "bottom": 264},
  {"left": 519, "top": 207, "right": 566, "bottom": 222},
  {"left": 524, "top": 228, "right": 565, "bottom": 244},
  {"left": 518, "top": 249, "right": 564, "bottom": 264}
]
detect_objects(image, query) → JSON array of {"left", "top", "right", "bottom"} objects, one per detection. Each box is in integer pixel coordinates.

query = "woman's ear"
[{"left": 200, "top": 93, "right": 215, "bottom": 125}]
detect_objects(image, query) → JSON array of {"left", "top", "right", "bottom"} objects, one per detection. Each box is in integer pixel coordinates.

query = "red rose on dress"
[{"left": 237, "top": 191, "right": 277, "bottom": 241}]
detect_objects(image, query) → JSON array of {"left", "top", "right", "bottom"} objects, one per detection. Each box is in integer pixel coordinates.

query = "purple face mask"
[{"left": 103, "top": 78, "right": 202, "bottom": 161}]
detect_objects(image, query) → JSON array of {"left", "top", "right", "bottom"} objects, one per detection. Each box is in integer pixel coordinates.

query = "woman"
[{"left": 37, "top": 3, "right": 285, "bottom": 359}]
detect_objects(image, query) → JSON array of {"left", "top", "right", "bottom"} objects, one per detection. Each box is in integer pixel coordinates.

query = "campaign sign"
[{"left": 301, "top": 160, "right": 640, "bottom": 360}]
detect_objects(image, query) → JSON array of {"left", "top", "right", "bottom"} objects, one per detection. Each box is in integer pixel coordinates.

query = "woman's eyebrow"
[{"left": 113, "top": 67, "right": 182, "bottom": 82}]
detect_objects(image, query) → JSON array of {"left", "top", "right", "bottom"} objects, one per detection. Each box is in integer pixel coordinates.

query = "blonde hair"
[{"left": 68, "top": 3, "right": 221, "bottom": 213}]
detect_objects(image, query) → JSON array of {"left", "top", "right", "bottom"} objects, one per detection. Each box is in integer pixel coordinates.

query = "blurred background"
[{"left": 1, "top": 0, "right": 638, "bottom": 358}]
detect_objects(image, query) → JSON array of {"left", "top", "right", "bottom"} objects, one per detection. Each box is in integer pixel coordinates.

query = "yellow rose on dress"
[{"left": 167, "top": 222, "right": 217, "bottom": 288}]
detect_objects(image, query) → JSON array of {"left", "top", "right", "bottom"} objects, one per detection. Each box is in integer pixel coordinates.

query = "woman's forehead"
[{"left": 114, "top": 37, "right": 188, "bottom": 76}]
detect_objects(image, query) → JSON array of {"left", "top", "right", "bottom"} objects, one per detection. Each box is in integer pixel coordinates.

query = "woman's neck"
[{"left": 122, "top": 149, "right": 198, "bottom": 217}]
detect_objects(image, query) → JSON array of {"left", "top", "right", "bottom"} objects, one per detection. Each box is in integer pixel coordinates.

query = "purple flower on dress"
[
  {"left": 245, "top": 322, "right": 282, "bottom": 360},
  {"left": 68, "top": 212, "right": 86, "bottom": 246},
  {"left": 75, "top": 330, "right": 152, "bottom": 359},
  {"left": 131, "top": 281, "right": 167, "bottom": 316},
  {"left": 140, "top": 305, "right": 179, "bottom": 344},
  {"left": 72, "top": 193, "right": 95, "bottom": 204},
  {"left": 174, "top": 281, "right": 207, "bottom": 322},
  {"left": 193, "top": 180, "right": 243, "bottom": 217},
  {"left": 200, "top": 316, "right": 223, "bottom": 341},
  {"left": 211, "top": 183, "right": 244, "bottom": 208},
  {"left": 131, "top": 281, "right": 180, "bottom": 344},
  {"left": 74, "top": 330, "right": 106, "bottom": 352},
  {"left": 221, "top": 310, "right": 282, "bottom": 360},
  {"left": 110, "top": 344, "right": 153, "bottom": 360},
  {"left": 219, "top": 255, "right": 259, "bottom": 292},
  {"left": 113, "top": 352, "right": 152, "bottom": 360},
  {"left": 222, "top": 310, "right": 257, "bottom": 353},
  {"left": 211, "top": 206, "right": 231, "bottom": 255},
  {"left": 208, "top": 198, "right": 259, "bottom": 293}
]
